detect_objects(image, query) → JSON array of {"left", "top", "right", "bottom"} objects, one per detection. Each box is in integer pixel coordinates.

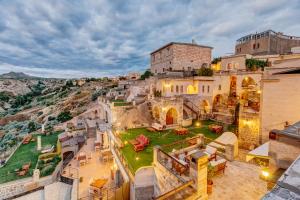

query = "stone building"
[
  {"left": 260, "top": 68, "right": 300, "bottom": 143},
  {"left": 235, "top": 30, "right": 300, "bottom": 55},
  {"left": 150, "top": 42, "right": 212, "bottom": 74}
]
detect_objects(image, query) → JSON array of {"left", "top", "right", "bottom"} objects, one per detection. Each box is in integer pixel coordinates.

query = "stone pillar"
[
  {"left": 153, "top": 145, "right": 160, "bottom": 164},
  {"left": 41, "top": 124, "right": 45, "bottom": 133},
  {"left": 225, "top": 144, "right": 234, "bottom": 161},
  {"left": 189, "top": 152, "right": 208, "bottom": 200},
  {"left": 37, "top": 136, "right": 42, "bottom": 151},
  {"left": 33, "top": 169, "right": 40, "bottom": 182}
]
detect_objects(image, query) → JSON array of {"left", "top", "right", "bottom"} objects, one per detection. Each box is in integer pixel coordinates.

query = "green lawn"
[
  {"left": 119, "top": 120, "right": 220, "bottom": 173},
  {"left": 0, "top": 132, "right": 60, "bottom": 184}
]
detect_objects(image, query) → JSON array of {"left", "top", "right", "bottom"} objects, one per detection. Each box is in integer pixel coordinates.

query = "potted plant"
[{"left": 207, "top": 163, "right": 215, "bottom": 194}]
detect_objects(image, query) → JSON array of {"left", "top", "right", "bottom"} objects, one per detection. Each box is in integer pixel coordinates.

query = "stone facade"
[
  {"left": 235, "top": 30, "right": 300, "bottom": 55},
  {"left": 150, "top": 42, "right": 212, "bottom": 74},
  {"left": 260, "top": 73, "right": 300, "bottom": 143}
]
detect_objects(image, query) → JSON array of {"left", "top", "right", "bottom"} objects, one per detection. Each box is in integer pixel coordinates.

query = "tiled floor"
[
  {"left": 209, "top": 160, "right": 268, "bottom": 200},
  {"left": 63, "top": 138, "right": 114, "bottom": 199}
]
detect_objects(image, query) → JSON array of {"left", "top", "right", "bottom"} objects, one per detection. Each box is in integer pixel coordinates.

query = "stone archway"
[
  {"left": 153, "top": 106, "right": 160, "bottom": 120},
  {"left": 242, "top": 76, "right": 256, "bottom": 88},
  {"left": 213, "top": 94, "right": 223, "bottom": 112},
  {"left": 166, "top": 108, "right": 178, "bottom": 125},
  {"left": 187, "top": 85, "right": 196, "bottom": 94},
  {"left": 200, "top": 100, "right": 210, "bottom": 113}
]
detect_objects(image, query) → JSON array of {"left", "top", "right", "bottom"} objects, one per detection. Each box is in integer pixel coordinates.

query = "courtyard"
[
  {"left": 0, "top": 132, "right": 60, "bottom": 184},
  {"left": 119, "top": 120, "right": 232, "bottom": 173},
  {"left": 209, "top": 160, "right": 268, "bottom": 200}
]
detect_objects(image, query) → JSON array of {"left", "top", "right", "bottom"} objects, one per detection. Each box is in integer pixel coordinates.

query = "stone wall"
[
  {"left": 260, "top": 74, "right": 300, "bottom": 143},
  {"left": 238, "top": 113, "right": 260, "bottom": 149},
  {"left": 151, "top": 43, "right": 212, "bottom": 74}
]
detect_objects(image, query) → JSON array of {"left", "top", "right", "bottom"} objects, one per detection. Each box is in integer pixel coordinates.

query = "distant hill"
[{"left": 0, "top": 72, "right": 41, "bottom": 79}]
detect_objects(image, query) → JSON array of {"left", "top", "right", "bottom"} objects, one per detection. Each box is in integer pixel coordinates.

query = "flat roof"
[
  {"left": 150, "top": 42, "right": 213, "bottom": 55},
  {"left": 263, "top": 155, "right": 300, "bottom": 199},
  {"left": 271, "top": 121, "right": 300, "bottom": 139}
]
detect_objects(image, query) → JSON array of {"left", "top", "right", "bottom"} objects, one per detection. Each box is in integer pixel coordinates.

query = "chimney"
[{"left": 192, "top": 39, "right": 197, "bottom": 44}]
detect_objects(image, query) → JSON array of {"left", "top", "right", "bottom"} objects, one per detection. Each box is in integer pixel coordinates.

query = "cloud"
[{"left": 0, "top": 0, "right": 299, "bottom": 78}]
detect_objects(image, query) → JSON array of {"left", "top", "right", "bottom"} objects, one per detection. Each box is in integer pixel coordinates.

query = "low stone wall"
[{"left": 0, "top": 161, "right": 62, "bottom": 199}]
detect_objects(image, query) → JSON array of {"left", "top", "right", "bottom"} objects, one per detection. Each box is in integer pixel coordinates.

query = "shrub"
[
  {"left": 245, "top": 59, "right": 267, "bottom": 71},
  {"left": 140, "top": 70, "right": 153, "bottom": 80},
  {"left": 28, "top": 121, "right": 37, "bottom": 132},
  {"left": 197, "top": 66, "right": 213, "bottom": 76},
  {"left": 57, "top": 111, "right": 72, "bottom": 122},
  {"left": 40, "top": 164, "right": 55, "bottom": 177}
]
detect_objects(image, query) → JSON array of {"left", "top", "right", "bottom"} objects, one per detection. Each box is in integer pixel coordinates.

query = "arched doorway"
[
  {"left": 242, "top": 76, "right": 256, "bottom": 88},
  {"left": 153, "top": 106, "right": 160, "bottom": 120},
  {"left": 230, "top": 76, "right": 237, "bottom": 97},
  {"left": 200, "top": 100, "right": 210, "bottom": 113},
  {"left": 187, "top": 85, "right": 196, "bottom": 94},
  {"left": 166, "top": 108, "right": 178, "bottom": 125},
  {"left": 213, "top": 94, "right": 223, "bottom": 112}
]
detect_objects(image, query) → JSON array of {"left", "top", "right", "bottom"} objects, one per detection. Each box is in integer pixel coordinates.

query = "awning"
[{"left": 246, "top": 142, "right": 269, "bottom": 162}]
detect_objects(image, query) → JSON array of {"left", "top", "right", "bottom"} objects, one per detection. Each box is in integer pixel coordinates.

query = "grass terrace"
[
  {"left": 0, "top": 131, "right": 60, "bottom": 184},
  {"left": 119, "top": 120, "right": 227, "bottom": 173},
  {"left": 112, "top": 99, "right": 132, "bottom": 107}
]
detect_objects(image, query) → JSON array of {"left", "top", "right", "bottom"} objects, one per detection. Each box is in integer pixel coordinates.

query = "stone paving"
[
  {"left": 209, "top": 160, "right": 268, "bottom": 200},
  {"left": 63, "top": 138, "right": 114, "bottom": 199}
]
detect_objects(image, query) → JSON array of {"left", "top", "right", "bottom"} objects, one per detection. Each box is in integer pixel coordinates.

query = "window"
[
  {"left": 155, "top": 69, "right": 157, "bottom": 73},
  {"left": 180, "top": 85, "right": 183, "bottom": 93},
  {"left": 257, "top": 43, "right": 260, "bottom": 49},
  {"left": 253, "top": 44, "right": 256, "bottom": 49},
  {"left": 202, "top": 85, "right": 205, "bottom": 93},
  {"left": 218, "top": 85, "right": 221, "bottom": 90},
  {"left": 176, "top": 85, "right": 179, "bottom": 93},
  {"left": 171, "top": 85, "right": 174, "bottom": 92},
  {"left": 207, "top": 85, "right": 210, "bottom": 93},
  {"left": 163, "top": 68, "right": 165, "bottom": 72}
]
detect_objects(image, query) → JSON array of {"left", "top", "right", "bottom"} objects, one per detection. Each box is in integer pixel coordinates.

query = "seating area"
[
  {"left": 129, "top": 134, "right": 150, "bottom": 152},
  {"left": 208, "top": 124, "right": 223, "bottom": 134},
  {"left": 22, "top": 134, "right": 32, "bottom": 144},
  {"left": 147, "top": 123, "right": 164, "bottom": 132},
  {"left": 16, "top": 162, "right": 31, "bottom": 176}
]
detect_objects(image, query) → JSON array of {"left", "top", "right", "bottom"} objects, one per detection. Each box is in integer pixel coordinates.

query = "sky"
[{"left": 0, "top": 0, "right": 299, "bottom": 78}]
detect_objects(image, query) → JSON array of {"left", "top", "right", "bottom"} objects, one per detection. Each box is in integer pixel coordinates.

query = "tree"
[
  {"left": 140, "top": 70, "right": 153, "bottom": 80},
  {"left": 197, "top": 66, "right": 213, "bottom": 76},
  {"left": 57, "top": 111, "right": 73, "bottom": 122},
  {"left": 28, "top": 121, "right": 37, "bottom": 132},
  {"left": 245, "top": 59, "right": 267, "bottom": 71},
  {"left": 211, "top": 57, "right": 221, "bottom": 64},
  {"left": 0, "top": 92, "right": 10, "bottom": 102}
]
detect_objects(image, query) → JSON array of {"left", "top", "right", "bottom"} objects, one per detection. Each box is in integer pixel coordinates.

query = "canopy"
[{"left": 246, "top": 142, "right": 269, "bottom": 162}]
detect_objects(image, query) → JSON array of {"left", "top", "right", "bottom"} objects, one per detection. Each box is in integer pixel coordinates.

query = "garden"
[
  {"left": 0, "top": 131, "right": 61, "bottom": 184},
  {"left": 119, "top": 120, "right": 229, "bottom": 173}
]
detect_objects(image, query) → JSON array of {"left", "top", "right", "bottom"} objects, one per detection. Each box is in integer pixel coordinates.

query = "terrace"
[
  {"left": 0, "top": 132, "right": 60, "bottom": 184},
  {"left": 118, "top": 120, "right": 223, "bottom": 174}
]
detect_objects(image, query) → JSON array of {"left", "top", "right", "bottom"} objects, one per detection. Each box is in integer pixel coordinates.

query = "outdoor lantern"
[
  {"left": 195, "top": 121, "right": 201, "bottom": 127},
  {"left": 260, "top": 167, "right": 270, "bottom": 181}
]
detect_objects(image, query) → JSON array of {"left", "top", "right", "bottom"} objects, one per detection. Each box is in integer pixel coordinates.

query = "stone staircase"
[{"left": 183, "top": 98, "right": 200, "bottom": 119}]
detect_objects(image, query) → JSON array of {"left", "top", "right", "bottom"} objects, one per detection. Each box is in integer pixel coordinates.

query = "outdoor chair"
[
  {"left": 205, "top": 145, "right": 217, "bottom": 161},
  {"left": 210, "top": 159, "right": 227, "bottom": 175}
]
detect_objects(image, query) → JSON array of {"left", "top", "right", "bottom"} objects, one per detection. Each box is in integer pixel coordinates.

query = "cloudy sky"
[{"left": 0, "top": 0, "right": 299, "bottom": 78}]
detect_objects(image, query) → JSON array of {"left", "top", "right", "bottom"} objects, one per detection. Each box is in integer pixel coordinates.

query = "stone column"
[
  {"left": 153, "top": 145, "right": 160, "bottom": 164},
  {"left": 37, "top": 136, "right": 42, "bottom": 151},
  {"left": 33, "top": 169, "right": 40, "bottom": 182},
  {"left": 225, "top": 144, "right": 235, "bottom": 161}
]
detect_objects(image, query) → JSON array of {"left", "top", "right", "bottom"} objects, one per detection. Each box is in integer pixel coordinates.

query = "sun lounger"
[{"left": 151, "top": 123, "right": 164, "bottom": 131}]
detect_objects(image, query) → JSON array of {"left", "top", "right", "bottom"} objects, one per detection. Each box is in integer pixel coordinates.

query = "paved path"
[{"left": 209, "top": 161, "right": 268, "bottom": 200}]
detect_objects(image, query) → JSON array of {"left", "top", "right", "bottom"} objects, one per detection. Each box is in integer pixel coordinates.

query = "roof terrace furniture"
[
  {"left": 151, "top": 123, "right": 164, "bottom": 131},
  {"left": 210, "top": 158, "right": 227, "bottom": 175},
  {"left": 175, "top": 128, "right": 189, "bottom": 135},
  {"left": 205, "top": 146, "right": 217, "bottom": 161}
]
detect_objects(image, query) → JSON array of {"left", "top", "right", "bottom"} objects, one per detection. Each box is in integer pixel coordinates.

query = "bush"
[
  {"left": 245, "top": 59, "right": 267, "bottom": 71},
  {"left": 197, "top": 66, "right": 213, "bottom": 76},
  {"left": 40, "top": 164, "right": 55, "bottom": 177},
  {"left": 57, "top": 111, "right": 72, "bottom": 122},
  {"left": 28, "top": 121, "right": 37, "bottom": 132},
  {"left": 140, "top": 70, "right": 153, "bottom": 80}
]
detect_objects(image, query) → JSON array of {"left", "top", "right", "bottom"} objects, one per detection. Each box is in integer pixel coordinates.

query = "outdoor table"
[
  {"left": 90, "top": 178, "right": 108, "bottom": 189},
  {"left": 175, "top": 128, "right": 189, "bottom": 135}
]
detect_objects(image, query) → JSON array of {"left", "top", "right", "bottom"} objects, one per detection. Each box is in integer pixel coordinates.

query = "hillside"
[{"left": 0, "top": 71, "right": 40, "bottom": 79}]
